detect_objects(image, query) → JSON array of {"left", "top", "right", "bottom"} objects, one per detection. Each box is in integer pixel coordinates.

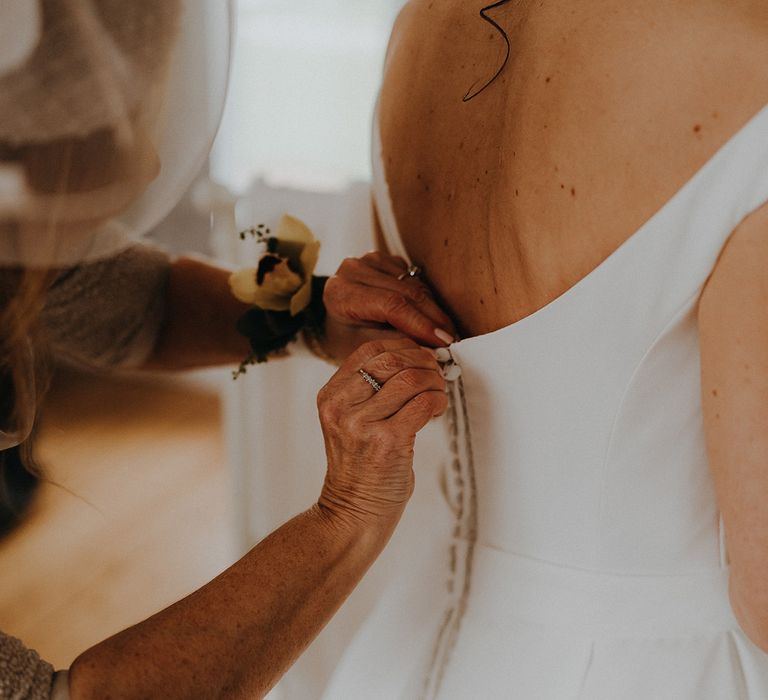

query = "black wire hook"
[{"left": 463, "top": 0, "right": 514, "bottom": 102}]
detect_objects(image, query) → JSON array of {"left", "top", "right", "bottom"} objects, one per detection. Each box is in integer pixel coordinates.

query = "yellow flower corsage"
[{"left": 229, "top": 215, "right": 327, "bottom": 375}]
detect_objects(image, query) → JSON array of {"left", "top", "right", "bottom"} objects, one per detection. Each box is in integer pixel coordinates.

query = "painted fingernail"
[{"left": 434, "top": 328, "right": 454, "bottom": 346}]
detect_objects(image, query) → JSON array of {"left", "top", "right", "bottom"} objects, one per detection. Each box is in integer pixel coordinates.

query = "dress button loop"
[{"left": 436, "top": 347, "right": 462, "bottom": 381}]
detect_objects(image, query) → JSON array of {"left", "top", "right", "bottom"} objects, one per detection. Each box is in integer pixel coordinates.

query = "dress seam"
[{"left": 595, "top": 286, "right": 704, "bottom": 565}]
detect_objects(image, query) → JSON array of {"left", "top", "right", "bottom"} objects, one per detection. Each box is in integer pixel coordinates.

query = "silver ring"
[
  {"left": 358, "top": 369, "right": 382, "bottom": 392},
  {"left": 397, "top": 264, "right": 423, "bottom": 281}
]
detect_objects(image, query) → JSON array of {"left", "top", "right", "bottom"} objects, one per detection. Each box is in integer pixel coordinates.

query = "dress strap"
[
  {"left": 637, "top": 102, "right": 768, "bottom": 319},
  {"left": 371, "top": 101, "right": 411, "bottom": 261}
]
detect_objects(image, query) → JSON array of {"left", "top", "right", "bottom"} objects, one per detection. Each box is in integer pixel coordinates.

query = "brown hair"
[
  {"left": 0, "top": 135, "right": 96, "bottom": 475},
  {"left": 0, "top": 266, "right": 53, "bottom": 476},
  {"left": 0, "top": 0, "right": 182, "bottom": 487}
]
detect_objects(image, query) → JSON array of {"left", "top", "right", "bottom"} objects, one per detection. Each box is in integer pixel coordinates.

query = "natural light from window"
[{"left": 211, "top": 0, "right": 405, "bottom": 193}]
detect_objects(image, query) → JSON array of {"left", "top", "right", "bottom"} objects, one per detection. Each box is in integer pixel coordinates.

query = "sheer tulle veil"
[{"left": 0, "top": 0, "right": 232, "bottom": 268}]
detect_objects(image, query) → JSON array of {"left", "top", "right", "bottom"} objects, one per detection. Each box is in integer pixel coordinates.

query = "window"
[{"left": 211, "top": 0, "right": 405, "bottom": 192}]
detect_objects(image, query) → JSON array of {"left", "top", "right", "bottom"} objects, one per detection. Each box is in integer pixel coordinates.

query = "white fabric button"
[{"left": 436, "top": 347, "right": 462, "bottom": 380}]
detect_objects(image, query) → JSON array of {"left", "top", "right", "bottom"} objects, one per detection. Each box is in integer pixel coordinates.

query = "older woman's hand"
[
  {"left": 321, "top": 251, "right": 457, "bottom": 361},
  {"left": 316, "top": 337, "right": 448, "bottom": 532}
]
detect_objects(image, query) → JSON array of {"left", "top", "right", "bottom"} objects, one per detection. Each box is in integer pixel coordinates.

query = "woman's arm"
[
  {"left": 699, "top": 200, "right": 768, "bottom": 652},
  {"left": 69, "top": 338, "right": 447, "bottom": 698},
  {"left": 143, "top": 256, "right": 252, "bottom": 369},
  {"left": 70, "top": 506, "right": 389, "bottom": 699},
  {"left": 145, "top": 253, "right": 456, "bottom": 369}
]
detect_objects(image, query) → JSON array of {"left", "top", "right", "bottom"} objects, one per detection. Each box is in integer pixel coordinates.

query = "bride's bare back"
[
  {"left": 375, "top": 0, "right": 768, "bottom": 656},
  {"left": 377, "top": 0, "right": 768, "bottom": 337}
]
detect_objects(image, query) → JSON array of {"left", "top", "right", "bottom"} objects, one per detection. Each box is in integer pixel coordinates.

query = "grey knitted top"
[{"left": 0, "top": 244, "right": 171, "bottom": 699}]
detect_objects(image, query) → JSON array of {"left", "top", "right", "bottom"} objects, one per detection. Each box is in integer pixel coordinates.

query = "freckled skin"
[
  {"left": 378, "top": 0, "right": 768, "bottom": 338},
  {"left": 378, "top": 0, "right": 768, "bottom": 654},
  {"left": 71, "top": 338, "right": 449, "bottom": 698},
  {"left": 700, "top": 199, "right": 768, "bottom": 652}
]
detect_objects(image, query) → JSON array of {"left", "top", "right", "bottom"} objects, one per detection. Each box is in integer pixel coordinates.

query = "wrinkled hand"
[
  {"left": 317, "top": 338, "right": 448, "bottom": 532},
  {"left": 321, "top": 252, "right": 457, "bottom": 361}
]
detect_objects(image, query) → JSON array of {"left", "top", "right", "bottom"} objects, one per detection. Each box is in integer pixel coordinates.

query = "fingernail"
[{"left": 434, "top": 328, "right": 454, "bottom": 346}]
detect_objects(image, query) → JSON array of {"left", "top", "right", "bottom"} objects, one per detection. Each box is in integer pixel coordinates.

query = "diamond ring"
[
  {"left": 397, "top": 264, "right": 423, "bottom": 281},
  {"left": 358, "top": 369, "right": 382, "bottom": 392}
]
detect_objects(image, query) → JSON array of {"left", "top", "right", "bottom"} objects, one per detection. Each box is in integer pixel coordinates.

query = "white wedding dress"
[{"left": 321, "top": 104, "right": 768, "bottom": 699}]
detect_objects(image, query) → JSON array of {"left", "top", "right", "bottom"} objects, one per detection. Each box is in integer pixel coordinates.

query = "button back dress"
[{"left": 322, "top": 104, "right": 768, "bottom": 699}]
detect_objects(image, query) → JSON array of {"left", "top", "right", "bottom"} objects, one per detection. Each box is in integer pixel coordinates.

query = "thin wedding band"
[
  {"left": 358, "top": 369, "right": 382, "bottom": 392},
  {"left": 397, "top": 264, "right": 422, "bottom": 281}
]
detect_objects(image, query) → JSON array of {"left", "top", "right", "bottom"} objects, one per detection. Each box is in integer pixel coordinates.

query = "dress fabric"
[{"left": 322, "top": 105, "right": 768, "bottom": 699}]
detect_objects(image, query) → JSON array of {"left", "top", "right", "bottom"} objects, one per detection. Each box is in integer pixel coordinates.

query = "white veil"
[
  {"left": 0, "top": 0, "right": 232, "bottom": 450},
  {"left": 0, "top": 0, "right": 232, "bottom": 268}
]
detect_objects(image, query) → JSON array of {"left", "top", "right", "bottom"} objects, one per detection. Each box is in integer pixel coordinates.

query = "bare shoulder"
[
  {"left": 583, "top": 1, "right": 768, "bottom": 168},
  {"left": 383, "top": 0, "right": 420, "bottom": 63},
  {"left": 630, "top": 2, "right": 767, "bottom": 81},
  {"left": 696, "top": 3, "right": 768, "bottom": 643},
  {"left": 693, "top": 1, "right": 768, "bottom": 321},
  {"left": 671, "top": 1, "right": 768, "bottom": 85},
  {"left": 664, "top": 0, "right": 768, "bottom": 651},
  {"left": 697, "top": 2, "right": 768, "bottom": 634},
  {"left": 712, "top": 1, "right": 768, "bottom": 56},
  {"left": 727, "top": 0, "right": 768, "bottom": 32}
]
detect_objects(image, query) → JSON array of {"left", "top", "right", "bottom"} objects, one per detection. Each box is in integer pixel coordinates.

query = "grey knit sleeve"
[
  {"left": 0, "top": 631, "right": 55, "bottom": 700},
  {"left": 40, "top": 245, "right": 171, "bottom": 369}
]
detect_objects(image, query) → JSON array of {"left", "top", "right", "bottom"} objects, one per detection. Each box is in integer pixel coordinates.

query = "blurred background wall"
[
  {"left": 152, "top": 0, "right": 406, "bottom": 254},
  {"left": 213, "top": 0, "right": 404, "bottom": 191}
]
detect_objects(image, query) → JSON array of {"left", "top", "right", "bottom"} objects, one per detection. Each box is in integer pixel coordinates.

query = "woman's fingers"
[
  {"left": 324, "top": 273, "right": 455, "bottom": 348},
  {"left": 345, "top": 337, "right": 428, "bottom": 368},
  {"left": 358, "top": 251, "right": 409, "bottom": 277},
  {"left": 326, "top": 251, "right": 458, "bottom": 345},
  {"left": 327, "top": 339, "right": 447, "bottom": 420},
  {"left": 367, "top": 370, "right": 447, "bottom": 421},
  {"left": 316, "top": 338, "right": 450, "bottom": 525},
  {"left": 388, "top": 388, "right": 449, "bottom": 432},
  {"left": 319, "top": 337, "right": 449, "bottom": 432},
  {"left": 322, "top": 340, "right": 437, "bottom": 403},
  {"left": 343, "top": 260, "right": 454, "bottom": 333},
  {"left": 318, "top": 338, "right": 422, "bottom": 408},
  {"left": 353, "top": 349, "right": 442, "bottom": 404}
]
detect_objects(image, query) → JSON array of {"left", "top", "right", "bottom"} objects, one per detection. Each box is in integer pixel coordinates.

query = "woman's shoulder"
[
  {"left": 648, "top": 2, "right": 768, "bottom": 85},
  {"left": 578, "top": 2, "right": 768, "bottom": 154}
]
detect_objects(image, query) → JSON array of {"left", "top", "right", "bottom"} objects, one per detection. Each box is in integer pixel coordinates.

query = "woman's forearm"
[
  {"left": 69, "top": 338, "right": 446, "bottom": 698},
  {"left": 69, "top": 505, "right": 397, "bottom": 699},
  {"left": 145, "top": 249, "right": 456, "bottom": 369},
  {"left": 144, "top": 256, "right": 253, "bottom": 370}
]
